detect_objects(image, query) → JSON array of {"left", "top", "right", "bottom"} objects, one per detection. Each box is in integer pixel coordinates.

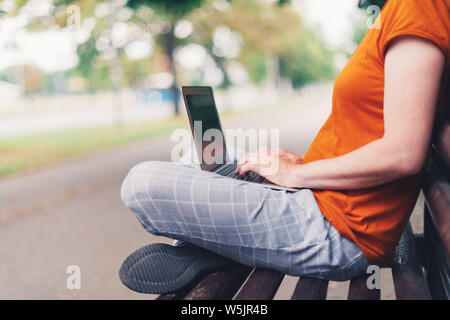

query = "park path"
[{"left": 0, "top": 83, "right": 410, "bottom": 299}]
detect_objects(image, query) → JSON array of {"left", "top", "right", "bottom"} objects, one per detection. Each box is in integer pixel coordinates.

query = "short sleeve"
[{"left": 379, "top": 0, "right": 450, "bottom": 60}]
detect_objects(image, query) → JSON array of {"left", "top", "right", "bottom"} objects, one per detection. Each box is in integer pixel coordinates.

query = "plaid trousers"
[{"left": 121, "top": 161, "right": 370, "bottom": 281}]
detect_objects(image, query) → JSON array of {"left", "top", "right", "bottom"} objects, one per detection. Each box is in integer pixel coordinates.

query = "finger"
[
  {"left": 236, "top": 152, "right": 259, "bottom": 172},
  {"left": 278, "top": 148, "right": 288, "bottom": 156},
  {"left": 279, "top": 149, "right": 304, "bottom": 164},
  {"left": 236, "top": 152, "right": 251, "bottom": 172},
  {"left": 237, "top": 153, "right": 258, "bottom": 174},
  {"left": 278, "top": 148, "right": 293, "bottom": 159},
  {"left": 239, "top": 162, "right": 261, "bottom": 176}
]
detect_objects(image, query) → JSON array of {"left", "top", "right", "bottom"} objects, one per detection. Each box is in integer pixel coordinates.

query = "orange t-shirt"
[{"left": 303, "top": 0, "right": 450, "bottom": 265}]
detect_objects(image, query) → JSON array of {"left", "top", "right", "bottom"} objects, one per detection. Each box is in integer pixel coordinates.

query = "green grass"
[{"left": 0, "top": 117, "right": 188, "bottom": 177}]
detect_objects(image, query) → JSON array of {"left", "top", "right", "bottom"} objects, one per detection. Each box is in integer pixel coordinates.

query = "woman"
[{"left": 121, "top": 0, "right": 449, "bottom": 288}]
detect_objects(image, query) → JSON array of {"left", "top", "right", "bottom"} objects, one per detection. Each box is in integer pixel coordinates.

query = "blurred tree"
[
  {"left": 189, "top": 0, "right": 335, "bottom": 91},
  {"left": 17, "top": 0, "right": 206, "bottom": 114},
  {"left": 45, "top": 1, "right": 155, "bottom": 90},
  {"left": 13, "top": 0, "right": 335, "bottom": 107},
  {"left": 279, "top": 28, "right": 336, "bottom": 88},
  {"left": 128, "top": 0, "right": 290, "bottom": 111},
  {"left": 127, "top": 0, "right": 206, "bottom": 114},
  {"left": 29, "top": 0, "right": 159, "bottom": 123},
  {"left": 352, "top": 21, "right": 368, "bottom": 45}
]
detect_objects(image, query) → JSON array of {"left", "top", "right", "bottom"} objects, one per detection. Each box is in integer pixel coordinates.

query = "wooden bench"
[{"left": 155, "top": 113, "right": 450, "bottom": 301}]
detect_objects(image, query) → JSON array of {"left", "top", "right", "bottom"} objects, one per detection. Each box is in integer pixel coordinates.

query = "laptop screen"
[{"left": 186, "top": 93, "right": 226, "bottom": 165}]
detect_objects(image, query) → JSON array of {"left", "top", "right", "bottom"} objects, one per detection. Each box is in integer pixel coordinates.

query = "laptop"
[{"left": 181, "top": 86, "right": 299, "bottom": 192}]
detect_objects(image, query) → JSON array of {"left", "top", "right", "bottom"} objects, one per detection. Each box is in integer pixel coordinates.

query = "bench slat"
[
  {"left": 234, "top": 269, "right": 285, "bottom": 300},
  {"left": 425, "top": 241, "right": 450, "bottom": 299},
  {"left": 392, "top": 265, "right": 431, "bottom": 300},
  {"left": 291, "top": 277, "right": 328, "bottom": 300},
  {"left": 422, "top": 162, "right": 450, "bottom": 258},
  {"left": 348, "top": 273, "right": 380, "bottom": 300},
  {"left": 391, "top": 223, "right": 431, "bottom": 300},
  {"left": 432, "top": 117, "right": 450, "bottom": 167},
  {"left": 182, "top": 264, "right": 253, "bottom": 300}
]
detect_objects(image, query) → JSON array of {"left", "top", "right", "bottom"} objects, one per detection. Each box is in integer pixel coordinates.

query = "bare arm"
[{"left": 237, "top": 36, "right": 445, "bottom": 190}]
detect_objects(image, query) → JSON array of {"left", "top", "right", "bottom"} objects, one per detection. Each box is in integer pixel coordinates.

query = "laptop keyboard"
[{"left": 214, "top": 163, "right": 266, "bottom": 183}]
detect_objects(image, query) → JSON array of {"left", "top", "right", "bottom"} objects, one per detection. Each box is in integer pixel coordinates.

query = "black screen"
[{"left": 186, "top": 94, "right": 226, "bottom": 164}]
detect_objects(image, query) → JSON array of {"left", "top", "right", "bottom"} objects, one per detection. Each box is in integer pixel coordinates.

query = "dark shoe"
[{"left": 119, "top": 243, "right": 236, "bottom": 294}]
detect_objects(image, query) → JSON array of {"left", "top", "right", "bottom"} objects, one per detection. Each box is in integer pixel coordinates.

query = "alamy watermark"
[
  {"left": 366, "top": 264, "right": 381, "bottom": 290},
  {"left": 66, "top": 265, "right": 81, "bottom": 290},
  {"left": 366, "top": 5, "right": 382, "bottom": 30},
  {"left": 66, "top": 4, "right": 81, "bottom": 29}
]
